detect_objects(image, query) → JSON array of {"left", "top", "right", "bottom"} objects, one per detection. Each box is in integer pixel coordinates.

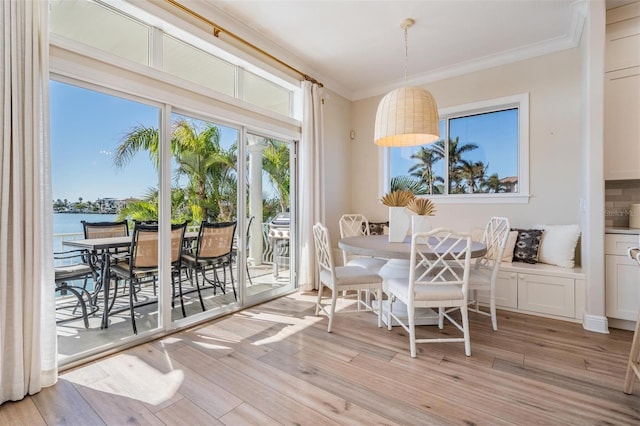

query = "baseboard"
[{"left": 583, "top": 314, "right": 610, "bottom": 334}]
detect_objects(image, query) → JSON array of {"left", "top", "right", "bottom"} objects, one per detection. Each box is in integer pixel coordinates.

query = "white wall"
[
  {"left": 348, "top": 48, "right": 584, "bottom": 232},
  {"left": 321, "top": 89, "right": 352, "bottom": 244}
]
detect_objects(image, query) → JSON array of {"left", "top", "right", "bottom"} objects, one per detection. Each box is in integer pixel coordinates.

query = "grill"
[{"left": 269, "top": 212, "right": 290, "bottom": 277}]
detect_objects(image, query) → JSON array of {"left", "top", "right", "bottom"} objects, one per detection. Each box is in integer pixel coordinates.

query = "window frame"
[{"left": 381, "top": 93, "right": 530, "bottom": 204}]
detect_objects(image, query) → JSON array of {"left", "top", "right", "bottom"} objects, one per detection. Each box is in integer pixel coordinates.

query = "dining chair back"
[
  {"left": 82, "top": 220, "right": 129, "bottom": 239},
  {"left": 312, "top": 222, "right": 383, "bottom": 332},
  {"left": 338, "top": 214, "right": 387, "bottom": 273},
  {"left": 468, "top": 216, "right": 510, "bottom": 331},
  {"left": 182, "top": 221, "right": 238, "bottom": 306},
  {"left": 110, "top": 222, "right": 187, "bottom": 334},
  {"left": 386, "top": 228, "right": 473, "bottom": 357}
]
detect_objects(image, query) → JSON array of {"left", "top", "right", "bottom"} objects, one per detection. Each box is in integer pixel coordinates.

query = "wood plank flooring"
[{"left": 2, "top": 290, "right": 640, "bottom": 425}]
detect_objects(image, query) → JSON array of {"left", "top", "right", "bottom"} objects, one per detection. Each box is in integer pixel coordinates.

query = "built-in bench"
[{"left": 477, "top": 260, "right": 585, "bottom": 323}]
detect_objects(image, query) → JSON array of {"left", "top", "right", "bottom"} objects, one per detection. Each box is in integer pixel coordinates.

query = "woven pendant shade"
[{"left": 374, "top": 86, "right": 440, "bottom": 147}]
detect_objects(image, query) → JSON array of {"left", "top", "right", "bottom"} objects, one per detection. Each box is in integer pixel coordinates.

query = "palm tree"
[
  {"left": 458, "top": 160, "right": 487, "bottom": 193},
  {"left": 390, "top": 175, "right": 428, "bottom": 194},
  {"left": 408, "top": 145, "right": 444, "bottom": 194},
  {"left": 115, "top": 118, "right": 238, "bottom": 223},
  {"left": 262, "top": 139, "right": 290, "bottom": 212},
  {"left": 433, "top": 137, "right": 479, "bottom": 193},
  {"left": 482, "top": 173, "right": 505, "bottom": 193}
]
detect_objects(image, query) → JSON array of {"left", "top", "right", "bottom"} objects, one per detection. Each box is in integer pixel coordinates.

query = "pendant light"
[{"left": 374, "top": 18, "right": 440, "bottom": 147}]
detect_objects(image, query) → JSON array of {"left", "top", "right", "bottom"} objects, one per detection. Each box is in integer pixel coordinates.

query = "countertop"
[{"left": 605, "top": 227, "right": 640, "bottom": 235}]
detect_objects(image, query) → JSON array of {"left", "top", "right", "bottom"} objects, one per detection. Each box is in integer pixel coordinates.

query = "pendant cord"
[{"left": 404, "top": 24, "right": 409, "bottom": 87}]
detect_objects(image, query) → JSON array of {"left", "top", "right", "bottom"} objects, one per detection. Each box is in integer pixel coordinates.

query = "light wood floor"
[{"left": 2, "top": 290, "right": 640, "bottom": 425}]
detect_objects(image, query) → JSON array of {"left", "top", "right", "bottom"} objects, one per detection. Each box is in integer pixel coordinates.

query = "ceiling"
[{"left": 202, "top": 0, "right": 590, "bottom": 101}]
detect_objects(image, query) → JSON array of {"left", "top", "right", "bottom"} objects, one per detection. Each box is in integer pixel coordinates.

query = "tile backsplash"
[{"left": 605, "top": 180, "right": 640, "bottom": 227}]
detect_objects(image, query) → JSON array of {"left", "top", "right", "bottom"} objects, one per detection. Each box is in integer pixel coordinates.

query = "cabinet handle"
[{"left": 511, "top": 273, "right": 516, "bottom": 279}]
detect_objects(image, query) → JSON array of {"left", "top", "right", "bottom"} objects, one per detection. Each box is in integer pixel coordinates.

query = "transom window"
[{"left": 385, "top": 93, "right": 529, "bottom": 204}]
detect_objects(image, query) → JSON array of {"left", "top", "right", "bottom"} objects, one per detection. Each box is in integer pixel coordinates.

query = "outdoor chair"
[
  {"left": 312, "top": 222, "right": 383, "bottom": 333},
  {"left": 54, "top": 249, "right": 99, "bottom": 328},
  {"left": 82, "top": 219, "right": 130, "bottom": 299},
  {"left": 386, "top": 228, "right": 472, "bottom": 357},
  {"left": 182, "top": 221, "right": 238, "bottom": 308},
  {"left": 108, "top": 222, "right": 187, "bottom": 334}
]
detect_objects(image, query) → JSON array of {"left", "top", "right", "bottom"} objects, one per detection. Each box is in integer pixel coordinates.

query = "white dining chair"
[
  {"left": 312, "top": 222, "right": 383, "bottom": 332},
  {"left": 467, "top": 216, "right": 510, "bottom": 331},
  {"left": 386, "top": 228, "right": 473, "bottom": 357},
  {"left": 338, "top": 214, "right": 388, "bottom": 272}
]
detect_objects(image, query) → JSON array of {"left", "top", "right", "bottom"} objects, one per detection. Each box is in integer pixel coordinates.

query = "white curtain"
[
  {"left": 1, "top": 0, "right": 57, "bottom": 403},
  {"left": 298, "top": 81, "right": 324, "bottom": 291}
]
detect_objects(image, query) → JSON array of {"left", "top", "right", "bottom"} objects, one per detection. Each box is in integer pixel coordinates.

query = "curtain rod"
[{"left": 165, "top": 0, "right": 323, "bottom": 87}]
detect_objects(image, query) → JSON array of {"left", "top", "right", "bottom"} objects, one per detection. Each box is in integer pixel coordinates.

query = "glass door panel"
[
  {"left": 51, "top": 80, "right": 160, "bottom": 361},
  {"left": 169, "top": 113, "right": 240, "bottom": 326},
  {"left": 245, "top": 133, "right": 296, "bottom": 302}
]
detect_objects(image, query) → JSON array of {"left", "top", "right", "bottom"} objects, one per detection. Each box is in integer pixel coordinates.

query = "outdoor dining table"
[
  {"left": 63, "top": 231, "right": 198, "bottom": 329},
  {"left": 338, "top": 234, "right": 487, "bottom": 326}
]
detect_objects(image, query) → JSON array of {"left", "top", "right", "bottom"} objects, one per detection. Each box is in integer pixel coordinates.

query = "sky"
[{"left": 50, "top": 81, "right": 239, "bottom": 202}]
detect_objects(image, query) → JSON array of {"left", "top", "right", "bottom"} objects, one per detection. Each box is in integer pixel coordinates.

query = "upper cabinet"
[{"left": 604, "top": 2, "right": 640, "bottom": 181}]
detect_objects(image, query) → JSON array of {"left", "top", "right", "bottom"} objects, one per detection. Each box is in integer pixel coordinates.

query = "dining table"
[
  {"left": 63, "top": 231, "right": 198, "bottom": 329},
  {"left": 338, "top": 234, "right": 487, "bottom": 326}
]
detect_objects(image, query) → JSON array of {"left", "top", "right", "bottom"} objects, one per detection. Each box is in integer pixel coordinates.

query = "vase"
[
  {"left": 411, "top": 215, "right": 432, "bottom": 235},
  {"left": 388, "top": 206, "right": 410, "bottom": 243}
]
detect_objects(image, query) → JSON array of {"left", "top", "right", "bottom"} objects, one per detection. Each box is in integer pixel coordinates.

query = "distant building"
[{"left": 500, "top": 176, "right": 518, "bottom": 193}]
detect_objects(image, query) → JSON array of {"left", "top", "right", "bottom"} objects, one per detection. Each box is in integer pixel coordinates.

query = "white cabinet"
[
  {"left": 477, "top": 263, "right": 584, "bottom": 321},
  {"left": 604, "top": 2, "right": 640, "bottom": 180},
  {"left": 605, "top": 233, "right": 640, "bottom": 321}
]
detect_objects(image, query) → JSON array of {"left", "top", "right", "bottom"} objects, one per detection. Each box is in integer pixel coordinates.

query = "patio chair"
[
  {"left": 54, "top": 249, "right": 99, "bottom": 328},
  {"left": 82, "top": 219, "right": 130, "bottom": 300},
  {"left": 182, "top": 221, "right": 238, "bottom": 308},
  {"left": 108, "top": 222, "right": 187, "bottom": 334},
  {"left": 312, "top": 222, "right": 383, "bottom": 333},
  {"left": 386, "top": 228, "right": 472, "bottom": 357}
]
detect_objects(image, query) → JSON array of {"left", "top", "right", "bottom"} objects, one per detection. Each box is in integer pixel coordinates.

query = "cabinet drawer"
[
  {"left": 605, "top": 234, "right": 639, "bottom": 255},
  {"left": 517, "top": 273, "right": 574, "bottom": 318},
  {"left": 477, "top": 270, "right": 518, "bottom": 309},
  {"left": 605, "top": 254, "right": 640, "bottom": 321}
]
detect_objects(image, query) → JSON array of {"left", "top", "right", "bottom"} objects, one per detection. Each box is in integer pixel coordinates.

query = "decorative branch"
[
  {"left": 381, "top": 190, "right": 415, "bottom": 207},
  {"left": 406, "top": 198, "right": 436, "bottom": 216}
]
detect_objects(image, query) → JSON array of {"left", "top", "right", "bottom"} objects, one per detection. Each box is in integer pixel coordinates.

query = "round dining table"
[
  {"left": 338, "top": 234, "right": 486, "bottom": 260},
  {"left": 338, "top": 234, "right": 487, "bottom": 327}
]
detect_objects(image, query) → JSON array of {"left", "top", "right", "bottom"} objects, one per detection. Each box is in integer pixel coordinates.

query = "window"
[
  {"left": 386, "top": 93, "right": 529, "bottom": 203},
  {"left": 49, "top": 0, "right": 299, "bottom": 119}
]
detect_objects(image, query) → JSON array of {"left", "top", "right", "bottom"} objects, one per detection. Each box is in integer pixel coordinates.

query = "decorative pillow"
[
  {"left": 502, "top": 230, "right": 519, "bottom": 262},
  {"left": 367, "top": 221, "right": 389, "bottom": 235},
  {"left": 512, "top": 229, "right": 543, "bottom": 264},
  {"left": 533, "top": 224, "right": 581, "bottom": 268}
]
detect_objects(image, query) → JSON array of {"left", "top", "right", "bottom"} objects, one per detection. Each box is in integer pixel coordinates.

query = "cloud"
[{"left": 99, "top": 150, "right": 112, "bottom": 156}]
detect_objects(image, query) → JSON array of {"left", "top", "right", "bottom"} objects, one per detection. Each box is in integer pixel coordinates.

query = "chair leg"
[
  {"left": 438, "top": 307, "right": 444, "bottom": 329},
  {"left": 228, "top": 262, "right": 237, "bottom": 301},
  {"left": 490, "top": 293, "right": 498, "bottom": 331},
  {"left": 174, "top": 271, "right": 186, "bottom": 318},
  {"left": 461, "top": 305, "right": 471, "bottom": 356},
  {"left": 315, "top": 283, "right": 324, "bottom": 315},
  {"left": 192, "top": 267, "right": 206, "bottom": 312},
  {"left": 408, "top": 304, "right": 417, "bottom": 358},
  {"left": 129, "top": 280, "right": 137, "bottom": 335},
  {"left": 246, "top": 261, "right": 253, "bottom": 286},
  {"left": 387, "top": 296, "right": 394, "bottom": 331},
  {"left": 57, "top": 284, "right": 90, "bottom": 329},
  {"left": 376, "top": 288, "right": 382, "bottom": 328},
  {"left": 327, "top": 288, "right": 338, "bottom": 333}
]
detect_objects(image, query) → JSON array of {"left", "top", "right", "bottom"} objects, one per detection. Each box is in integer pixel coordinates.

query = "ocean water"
[{"left": 54, "top": 213, "right": 118, "bottom": 236}]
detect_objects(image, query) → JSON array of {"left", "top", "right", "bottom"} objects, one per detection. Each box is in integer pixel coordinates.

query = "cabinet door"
[
  {"left": 517, "top": 273, "right": 575, "bottom": 318},
  {"left": 605, "top": 254, "right": 640, "bottom": 321},
  {"left": 477, "top": 270, "right": 517, "bottom": 309},
  {"left": 604, "top": 67, "right": 640, "bottom": 180}
]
